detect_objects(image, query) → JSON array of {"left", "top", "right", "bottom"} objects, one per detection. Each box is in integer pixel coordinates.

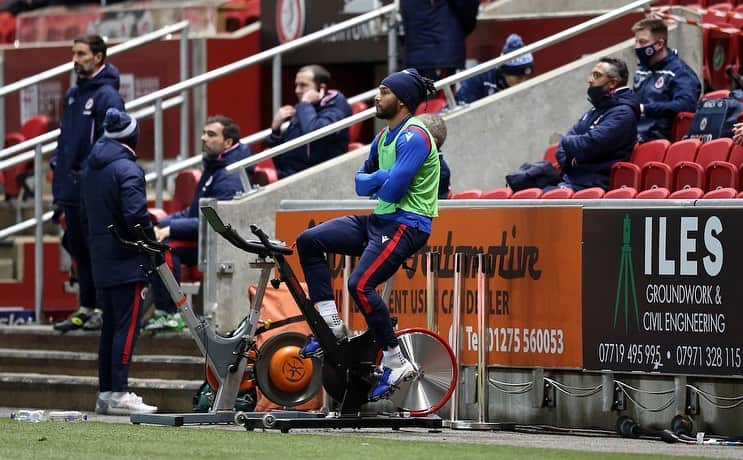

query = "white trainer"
[{"left": 105, "top": 392, "right": 158, "bottom": 415}]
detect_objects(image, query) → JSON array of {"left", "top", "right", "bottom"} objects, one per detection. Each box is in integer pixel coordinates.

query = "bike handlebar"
[
  {"left": 200, "top": 206, "right": 293, "bottom": 257},
  {"left": 107, "top": 224, "right": 170, "bottom": 256}
]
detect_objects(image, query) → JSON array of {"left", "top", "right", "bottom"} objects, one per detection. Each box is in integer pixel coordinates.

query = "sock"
[
  {"left": 382, "top": 345, "right": 406, "bottom": 368},
  {"left": 98, "top": 391, "right": 112, "bottom": 401},
  {"left": 316, "top": 300, "right": 345, "bottom": 338},
  {"left": 111, "top": 391, "right": 128, "bottom": 402}
]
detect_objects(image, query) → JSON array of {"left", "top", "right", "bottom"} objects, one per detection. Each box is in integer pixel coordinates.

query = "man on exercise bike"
[{"left": 296, "top": 68, "right": 439, "bottom": 401}]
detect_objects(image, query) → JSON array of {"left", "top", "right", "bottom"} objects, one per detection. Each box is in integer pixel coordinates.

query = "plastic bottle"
[
  {"left": 10, "top": 410, "right": 47, "bottom": 423},
  {"left": 48, "top": 411, "right": 87, "bottom": 422}
]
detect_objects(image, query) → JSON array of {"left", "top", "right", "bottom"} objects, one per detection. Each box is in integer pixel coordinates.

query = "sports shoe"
[
  {"left": 144, "top": 312, "right": 186, "bottom": 333},
  {"left": 299, "top": 324, "right": 346, "bottom": 358},
  {"left": 95, "top": 394, "right": 110, "bottom": 415},
  {"left": 82, "top": 309, "right": 103, "bottom": 331},
  {"left": 103, "top": 392, "right": 158, "bottom": 415},
  {"left": 368, "top": 359, "right": 417, "bottom": 401},
  {"left": 53, "top": 308, "right": 100, "bottom": 333}
]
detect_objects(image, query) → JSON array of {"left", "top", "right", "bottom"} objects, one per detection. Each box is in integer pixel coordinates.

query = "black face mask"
[{"left": 587, "top": 84, "right": 609, "bottom": 104}]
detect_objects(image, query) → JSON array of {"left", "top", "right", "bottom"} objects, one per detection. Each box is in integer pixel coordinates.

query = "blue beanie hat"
[
  {"left": 103, "top": 108, "right": 139, "bottom": 148},
  {"left": 500, "top": 34, "right": 534, "bottom": 76},
  {"left": 381, "top": 68, "right": 429, "bottom": 112}
]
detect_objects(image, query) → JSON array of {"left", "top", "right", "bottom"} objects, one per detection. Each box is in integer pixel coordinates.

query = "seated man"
[
  {"left": 552, "top": 57, "right": 640, "bottom": 191},
  {"left": 632, "top": 18, "right": 700, "bottom": 143},
  {"left": 147, "top": 115, "right": 251, "bottom": 332},
  {"left": 268, "top": 64, "right": 353, "bottom": 179},
  {"left": 417, "top": 113, "right": 452, "bottom": 199},
  {"left": 455, "top": 33, "right": 534, "bottom": 105}
]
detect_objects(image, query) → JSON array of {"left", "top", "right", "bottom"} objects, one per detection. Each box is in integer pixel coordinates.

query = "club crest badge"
[{"left": 654, "top": 76, "right": 665, "bottom": 89}]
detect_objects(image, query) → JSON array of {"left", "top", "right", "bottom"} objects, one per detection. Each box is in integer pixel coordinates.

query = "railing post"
[
  {"left": 342, "top": 255, "right": 351, "bottom": 330},
  {"left": 0, "top": 51, "right": 4, "bottom": 150},
  {"left": 154, "top": 98, "right": 164, "bottom": 209},
  {"left": 272, "top": 54, "right": 282, "bottom": 116},
  {"left": 387, "top": 5, "right": 398, "bottom": 74},
  {"left": 426, "top": 251, "right": 438, "bottom": 332},
  {"left": 179, "top": 24, "right": 190, "bottom": 161},
  {"left": 34, "top": 144, "right": 44, "bottom": 323}
]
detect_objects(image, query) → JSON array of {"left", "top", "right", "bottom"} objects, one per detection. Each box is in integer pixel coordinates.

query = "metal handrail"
[{"left": 224, "top": 0, "right": 654, "bottom": 180}]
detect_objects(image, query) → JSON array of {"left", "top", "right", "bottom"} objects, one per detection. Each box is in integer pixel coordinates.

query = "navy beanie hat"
[
  {"left": 381, "top": 68, "right": 428, "bottom": 112},
  {"left": 103, "top": 108, "right": 139, "bottom": 148},
  {"left": 500, "top": 34, "right": 534, "bottom": 76}
]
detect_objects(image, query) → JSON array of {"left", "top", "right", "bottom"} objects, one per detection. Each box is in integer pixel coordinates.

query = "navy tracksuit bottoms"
[
  {"left": 98, "top": 282, "right": 143, "bottom": 393},
  {"left": 61, "top": 204, "right": 97, "bottom": 309},
  {"left": 296, "top": 214, "right": 429, "bottom": 350}
]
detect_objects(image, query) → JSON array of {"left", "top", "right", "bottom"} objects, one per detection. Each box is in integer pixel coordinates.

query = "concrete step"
[
  {"left": 0, "top": 372, "right": 200, "bottom": 413},
  {"left": 0, "top": 348, "right": 205, "bottom": 380},
  {"left": 0, "top": 325, "right": 201, "bottom": 356}
]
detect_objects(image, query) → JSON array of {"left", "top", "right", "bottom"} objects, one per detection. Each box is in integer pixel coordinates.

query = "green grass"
[{"left": 0, "top": 419, "right": 706, "bottom": 460}]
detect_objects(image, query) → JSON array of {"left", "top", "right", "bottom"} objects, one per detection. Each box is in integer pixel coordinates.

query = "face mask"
[
  {"left": 635, "top": 42, "right": 658, "bottom": 67},
  {"left": 587, "top": 84, "right": 609, "bottom": 103}
]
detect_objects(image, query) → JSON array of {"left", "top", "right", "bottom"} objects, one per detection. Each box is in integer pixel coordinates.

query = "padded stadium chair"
[
  {"left": 348, "top": 101, "right": 369, "bottom": 144},
  {"left": 703, "top": 25, "right": 738, "bottom": 91},
  {"left": 414, "top": 97, "right": 448, "bottom": 115},
  {"left": 702, "top": 89, "right": 732, "bottom": 100},
  {"left": 0, "top": 12, "right": 15, "bottom": 44},
  {"left": 481, "top": 188, "right": 512, "bottom": 199},
  {"left": 543, "top": 143, "right": 559, "bottom": 171},
  {"left": 705, "top": 143, "right": 743, "bottom": 190},
  {"left": 252, "top": 159, "right": 278, "bottom": 186},
  {"left": 168, "top": 169, "right": 202, "bottom": 213},
  {"left": 510, "top": 188, "right": 543, "bottom": 199},
  {"left": 572, "top": 187, "right": 605, "bottom": 199},
  {"left": 703, "top": 187, "right": 737, "bottom": 198},
  {"left": 610, "top": 139, "right": 669, "bottom": 190},
  {"left": 641, "top": 138, "right": 701, "bottom": 190},
  {"left": 669, "top": 187, "right": 704, "bottom": 199},
  {"left": 451, "top": 189, "right": 483, "bottom": 199},
  {"left": 13, "top": 115, "right": 53, "bottom": 198},
  {"left": 147, "top": 208, "right": 168, "bottom": 223},
  {"left": 541, "top": 187, "right": 574, "bottom": 199},
  {"left": 2, "top": 132, "right": 26, "bottom": 199},
  {"left": 703, "top": 5, "right": 732, "bottom": 25},
  {"left": 604, "top": 187, "right": 637, "bottom": 198},
  {"left": 671, "top": 112, "right": 695, "bottom": 142},
  {"left": 348, "top": 142, "right": 365, "bottom": 151},
  {"left": 672, "top": 137, "right": 733, "bottom": 190},
  {"left": 637, "top": 188, "right": 671, "bottom": 199}
]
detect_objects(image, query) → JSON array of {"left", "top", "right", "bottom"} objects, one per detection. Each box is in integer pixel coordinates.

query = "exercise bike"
[{"left": 119, "top": 205, "right": 458, "bottom": 431}]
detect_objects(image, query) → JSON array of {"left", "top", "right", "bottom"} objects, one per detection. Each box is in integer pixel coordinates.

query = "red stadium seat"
[
  {"left": 669, "top": 188, "right": 704, "bottom": 199},
  {"left": 348, "top": 142, "right": 365, "bottom": 151},
  {"left": 610, "top": 139, "right": 669, "bottom": 190},
  {"left": 673, "top": 137, "right": 733, "bottom": 190},
  {"left": 703, "top": 187, "right": 737, "bottom": 198},
  {"left": 543, "top": 143, "right": 559, "bottom": 171},
  {"left": 511, "top": 188, "right": 543, "bottom": 199},
  {"left": 702, "top": 89, "right": 732, "bottom": 100},
  {"left": 168, "top": 169, "right": 202, "bottom": 213},
  {"left": 604, "top": 187, "right": 637, "bottom": 199},
  {"left": 2, "top": 132, "right": 25, "bottom": 198},
  {"left": 703, "top": 25, "right": 738, "bottom": 90},
  {"left": 671, "top": 112, "right": 695, "bottom": 142},
  {"left": 641, "top": 139, "right": 701, "bottom": 190},
  {"left": 252, "top": 159, "right": 278, "bottom": 186},
  {"left": 348, "top": 101, "right": 369, "bottom": 144},
  {"left": 415, "top": 97, "right": 448, "bottom": 115},
  {"left": 482, "top": 188, "right": 512, "bottom": 199},
  {"left": 637, "top": 188, "right": 671, "bottom": 199},
  {"left": 451, "top": 189, "right": 483, "bottom": 199},
  {"left": 706, "top": 144, "right": 743, "bottom": 189},
  {"left": 572, "top": 187, "right": 605, "bottom": 199},
  {"left": 541, "top": 187, "right": 574, "bottom": 199},
  {"left": 147, "top": 208, "right": 169, "bottom": 223},
  {"left": 0, "top": 12, "right": 15, "bottom": 44}
]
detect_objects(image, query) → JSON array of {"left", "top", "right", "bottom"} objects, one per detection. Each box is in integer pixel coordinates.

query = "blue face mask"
[{"left": 635, "top": 42, "right": 658, "bottom": 67}]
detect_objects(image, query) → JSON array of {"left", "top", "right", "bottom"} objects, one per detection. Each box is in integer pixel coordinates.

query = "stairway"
[{"left": 0, "top": 324, "right": 204, "bottom": 412}]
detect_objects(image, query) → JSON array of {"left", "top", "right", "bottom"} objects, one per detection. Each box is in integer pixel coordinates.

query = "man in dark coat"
[
  {"left": 146, "top": 115, "right": 251, "bottom": 332},
  {"left": 54, "top": 34, "right": 125, "bottom": 333},
  {"left": 267, "top": 65, "right": 352, "bottom": 179},
  {"left": 81, "top": 108, "right": 157, "bottom": 415},
  {"left": 553, "top": 57, "right": 641, "bottom": 191}
]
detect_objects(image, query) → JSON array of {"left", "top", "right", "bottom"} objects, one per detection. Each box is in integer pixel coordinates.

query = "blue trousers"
[
  {"left": 61, "top": 204, "right": 97, "bottom": 309},
  {"left": 99, "top": 282, "right": 143, "bottom": 393},
  {"left": 151, "top": 241, "right": 198, "bottom": 313},
  {"left": 296, "top": 214, "right": 429, "bottom": 350}
]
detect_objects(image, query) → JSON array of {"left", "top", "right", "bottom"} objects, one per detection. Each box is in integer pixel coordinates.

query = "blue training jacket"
[
  {"left": 52, "top": 64, "right": 125, "bottom": 206},
  {"left": 556, "top": 87, "right": 641, "bottom": 190},
  {"left": 633, "top": 50, "right": 701, "bottom": 142},
  {"left": 81, "top": 137, "right": 152, "bottom": 289},
  {"left": 267, "top": 90, "right": 352, "bottom": 179},
  {"left": 455, "top": 68, "right": 508, "bottom": 104},
  {"left": 158, "top": 143, "right": 251, "bottom": 241}
]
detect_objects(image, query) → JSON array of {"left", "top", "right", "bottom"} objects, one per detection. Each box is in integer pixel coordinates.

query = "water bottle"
[
  {"left": 48, "top": 411, "right": 87, "bottom": 422},
  {"left": 10, "top": 410, "right": 47, "bottom": 423}
]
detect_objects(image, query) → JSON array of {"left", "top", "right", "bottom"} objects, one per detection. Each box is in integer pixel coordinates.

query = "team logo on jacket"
[
  {"left": 654, "top": 76, "right": 665, "bottom": 89},
  {"left": 84, "top": 98, "right": 94, "bottom": 110},
  {"left": 700, "top": 117, "right": 708, "bottom": 131}
]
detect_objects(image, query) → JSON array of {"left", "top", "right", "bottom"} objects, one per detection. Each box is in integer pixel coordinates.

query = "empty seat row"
[{"left": 450, "top": 186, "right": 743, "bottom": 200}]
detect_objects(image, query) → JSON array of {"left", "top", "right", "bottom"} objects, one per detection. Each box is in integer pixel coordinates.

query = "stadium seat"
[
  {"left": 169, "top": 169, "right": 202, "bottom": 213},
  {"left": 0, "top": 12, "right": 15, "bottom": 44},
  {"left": 671, "top": 112, "right": 695, "bottom": 142},
  {"left": 147, "top": 208, "right": 169, "bottom": 223},
  {"left": 610, "top": 139, "right": 669, "bottom": 190},
  {"left": 702, "top": 89, "right": 732, "bottom": 100},
  {"left": 637, "top": 188, "right": 671, "bottom": 199},
  {"left": 641, "top": 138, "right": 701, "bottom": 190},
  {"left": 2, "top": 132, "right": 25, "bottom": 199},
  {"left": 703, "top": 25, "right": 738, "bottom": 90},
  {"left": 348, "top": 142, "right": 365, "bottom": 151},
  {"left": 604, "top": 187, "right": 637, "bottom": 199},
  {"left": 348, "top": 101, "right": 369, "bottom": 144},
  {"left": 703, "top": 5, "right": 733, "bottom": 24},
  {"left": 572, "top": 187, "right": 605, "bottom": 199},
  {"left": 13, "top": 115, "right": 53, "bottom": 198},
  {"left": 541, "top": 187, "right": 574, "bottom": 199},
  {"left": 703, "top": 187, "right": 737, "bottom": 198},
  {"left": 706, "top": 143, "right": 743, "bottom": 189},
  {"left": 415, "top": 97, "right": 447, "bottom": 115},
  {"left": 672, "top": 137, "right": 733, "bottom": 190},
  {"left": 481, "top": 188, "right": 512, "bottom": 199},
  {"left": 669, "top": 187, "right": 704, "bottom": 199},
  {"left": 543, "top": 143, "right": 559, "bottom": 171},
  {"left": 252, "top": 159, "right": 278, "bottom": 186},
  {"left": 510, "top": 188, "right": 543, "bottom": 199},
  {"left": 451, "top": 189, "right": 483, "bottom": 199}
]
